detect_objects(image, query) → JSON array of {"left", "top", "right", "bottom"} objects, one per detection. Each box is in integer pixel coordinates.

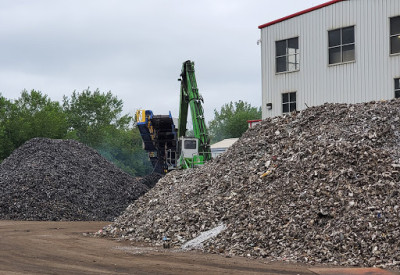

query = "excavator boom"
[{"left": 178, "top": 60, "right": 211, "bottom": 161}]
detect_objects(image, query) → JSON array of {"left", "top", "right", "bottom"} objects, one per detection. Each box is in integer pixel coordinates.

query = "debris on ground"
[
  {"left": 0, "top": 138, "right": 161, "bottom": 221},
  {"left": 100, "top": 100, "right": 400, "bottom": 269},
  {"left": 181, "top": 224, "right": 226, "bottom": 250}
]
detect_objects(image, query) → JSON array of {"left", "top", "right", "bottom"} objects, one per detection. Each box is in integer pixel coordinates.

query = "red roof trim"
[{"left": 258, "top": 0, "right": 347, "bottom": 29}]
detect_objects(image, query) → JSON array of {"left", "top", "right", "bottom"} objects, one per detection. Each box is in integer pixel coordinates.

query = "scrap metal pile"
[
  {"left": 0, "top": 138, "right": 161, "bottom": 221},
  {"left": 102, "top": 100, "right": 400, "bottom": 268}
]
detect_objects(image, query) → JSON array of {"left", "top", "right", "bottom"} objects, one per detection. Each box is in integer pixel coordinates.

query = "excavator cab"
[
  {"left": 179, "top": 137, "right": 198, "bottom": 159},
  {"left": 177, "top": 137, "right": 204, "bottom": 169}
]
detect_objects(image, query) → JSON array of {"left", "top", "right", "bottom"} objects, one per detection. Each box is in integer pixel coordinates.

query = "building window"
[
  {"left": 276, "top": 37, "right": 299, "bottom": 73},
  {"left": 328, "top": 26, "right": 355, "bottom": 64},
  {"left": 282, "top": 92, "right": 296, "bottom": 113},
  {"left": 390, "top": 16, "right": 400, "bottom": 54},
  {"left": 395, "top": 78, "right": 400, "bottom": 98}
]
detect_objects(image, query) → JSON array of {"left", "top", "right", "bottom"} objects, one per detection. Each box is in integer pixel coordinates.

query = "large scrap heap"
[{"left": 105, "top": 99, "right": 400, "bottom": 269}]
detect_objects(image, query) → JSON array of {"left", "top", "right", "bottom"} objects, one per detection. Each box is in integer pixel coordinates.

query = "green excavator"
[{"left": 136, "top": 60, "right": 211, "bottom": 174}]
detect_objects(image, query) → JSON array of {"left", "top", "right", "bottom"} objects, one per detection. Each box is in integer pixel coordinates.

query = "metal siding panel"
[
  {"left": 369, "top": 0, "right": 376, "bottom": 101},
  {"left": 356, "top": 0, "right": 365, "bottom": 103},
  {"left": 389, "top": 0, "right": 400, "bottom": 100},
  {"left": 384, "top": 0, "right": 391, "bottom": 98},
  {"left": 261, "top": 29, "right": 266, "bottom": 119}
]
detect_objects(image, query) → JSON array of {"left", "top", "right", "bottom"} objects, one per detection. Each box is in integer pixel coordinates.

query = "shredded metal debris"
[
  {"left": 0, "top": 138, "right": 161, "bottom": 221},
  {"left": 101, "top": 100, "right": 400, "bottom": 269}
]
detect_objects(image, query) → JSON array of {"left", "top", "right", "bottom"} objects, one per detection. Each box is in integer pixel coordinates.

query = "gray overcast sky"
[{"left": 0, "top": 0, "right": 327, "bottom": 122}]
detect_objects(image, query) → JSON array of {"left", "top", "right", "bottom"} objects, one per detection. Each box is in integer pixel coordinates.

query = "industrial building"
[
  {"left": 210, "top": 138, "right": 239, "bottom": 158},
  {"left": 259, "top": 0, "right": 400, "bottom": 118}
]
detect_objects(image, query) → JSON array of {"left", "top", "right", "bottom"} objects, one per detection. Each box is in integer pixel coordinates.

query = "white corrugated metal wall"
[{"left": 260, "top": 0, "right": 400, "bottom": 118}]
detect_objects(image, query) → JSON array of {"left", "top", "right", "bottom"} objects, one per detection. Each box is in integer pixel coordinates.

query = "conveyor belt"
[{"left": 137, "top": 110, "right": 177, "bottom": 174}]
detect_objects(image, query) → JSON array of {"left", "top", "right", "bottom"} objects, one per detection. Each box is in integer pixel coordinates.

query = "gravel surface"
[
  {"left": 0, "top": 138, "right": 161, "bottom": 221},
  {"left": 101, "top": 100, "right": 400, "bottom": 269}
]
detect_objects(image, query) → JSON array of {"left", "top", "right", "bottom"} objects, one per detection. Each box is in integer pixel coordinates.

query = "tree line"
[
  {"left": 0, "top": 89, "right": 261, "bottom": 175},
  {"left": 0, "top": 89, "right": 152, "bottom": 176},
  {"left": 208, "top": 100, "right": 261, "bottom": 143}
]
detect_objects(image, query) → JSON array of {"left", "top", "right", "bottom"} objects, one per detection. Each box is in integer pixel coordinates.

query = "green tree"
[
  {"left": 208, "top": 100, "right": 261, "bottom": 143},
  {"left": 63, "top": 88, "right": 131, "bottom": 147},
  {"left": 0, "top": 94, "right": 15, "bottom": 161},
  {"left": 63, "top": 88, "right": 152, "bottom": 176},
  {"left": 0, "top": 89, "right": 152, "bottom": 176},
  {"left": 12, "top": 90, "right": 68, "bottom": 142},
  {"left": 2, "top": 90, "right": 68, "bottom": 155},
  {"left": 0, "top": 90, "right": 68, "bottom": 162}
]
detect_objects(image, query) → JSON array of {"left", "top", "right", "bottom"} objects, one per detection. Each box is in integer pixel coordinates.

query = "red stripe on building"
[{"left": 258, "top": 0, "right": 347, "bottom": 29}]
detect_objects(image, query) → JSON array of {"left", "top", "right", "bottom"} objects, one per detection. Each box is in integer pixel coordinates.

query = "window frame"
[
  {"left": 184, "top": 139, "right": 197, "bottom": 150},
  {"left": 395, "top": 78, "right": 400, "bottom": 99},
  {"left": 390, "top": 16, "right": 400, "bottom": 55},
  {"left": 328, "top": 26, "right": 356, "bottom": 66},
  {"left": 275, "top": 37, "right": 300, "bottom": 74},
  {"left": 282, "top": 92, "right": 297, "bottom": 114}
]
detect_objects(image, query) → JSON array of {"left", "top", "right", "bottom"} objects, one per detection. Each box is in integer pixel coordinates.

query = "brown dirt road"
[{"left": 0, "top": 221, "right": 398, "bottom": 275}]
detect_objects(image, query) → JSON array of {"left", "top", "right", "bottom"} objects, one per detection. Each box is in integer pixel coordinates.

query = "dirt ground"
[{"left": 0, "top": 221, "right": 398, "bottom": 275}]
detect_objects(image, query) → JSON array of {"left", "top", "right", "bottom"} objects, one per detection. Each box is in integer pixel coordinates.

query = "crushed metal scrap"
[
  {"left": 100, "top": 100, "right": 400, "bottom": 269},
  {"left": 0, "top": 138, "right": 161, "bottom": 221}
]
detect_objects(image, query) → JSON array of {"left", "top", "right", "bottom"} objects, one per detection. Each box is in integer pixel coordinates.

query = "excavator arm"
[{"left": 178, "top": 60, "right": 211, "bottom": 161}]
